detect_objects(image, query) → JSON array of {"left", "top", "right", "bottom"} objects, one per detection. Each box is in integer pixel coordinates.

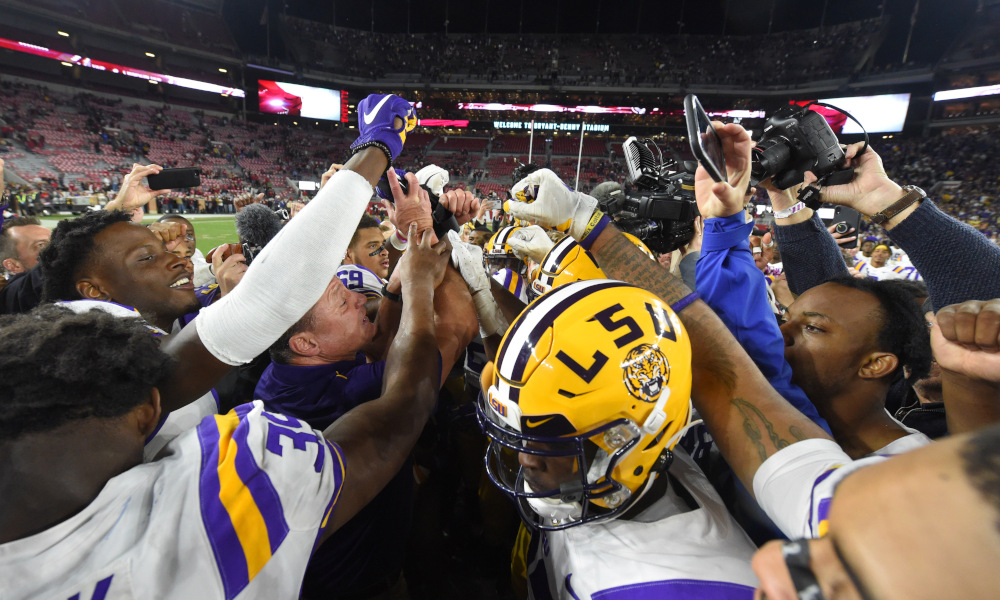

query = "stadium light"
[
  {"left": 57, "top": 31, "right": 69, "bottom": 37},
  {"left": 219, "top": 68, "right": 228, "bottom": 73},
  {"left": 60, "top": 61, "right": 72, "bottom": 67},
  {"left": 145, "top": 52, "right": 155, "bottom": 58}
]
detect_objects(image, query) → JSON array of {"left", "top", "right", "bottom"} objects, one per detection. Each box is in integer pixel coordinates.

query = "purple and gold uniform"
[{"left": 0, "top": 402, "right": 344, "bottom": 599}]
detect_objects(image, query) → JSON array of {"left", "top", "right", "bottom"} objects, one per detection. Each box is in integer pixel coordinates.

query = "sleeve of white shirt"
[
  {"left": 195, "top": 170, "right": 373, "bottom": 365},
  {"left": 753, "top": 439, "right": 885, "bottom": 538}
]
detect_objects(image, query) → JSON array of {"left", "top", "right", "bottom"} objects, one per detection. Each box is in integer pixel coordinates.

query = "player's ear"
[
  {"left": 135, "top": 388, "right": 163, "bottom": 438},
  {"left": 76, "top": 279, "right": 112, "bottom": 301},
  {"left": 288, "top": 332, "right": 320, "bottom": 358}
]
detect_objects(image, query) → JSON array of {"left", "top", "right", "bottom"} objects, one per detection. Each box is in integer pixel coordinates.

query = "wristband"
[
  {"left": 389, "top": 230, "right": 408, "bottom": 251},
  {"left": 773, "top": 202, "right": 807, "bottom": 219},
  {"left": 670, "top": 292, "right": 700, "bottom": 314},
  {"left": 349, "top": 140, "right": 393, "bottom": 169},
  {"left": 380, "top": 283, "right": 402, "bottom": 303},
  {"left": 869, "top": 185, "right": 926, "bottom": 225},
  {"left": 579, "top": 211, "right": 610, "bottom": 250}
]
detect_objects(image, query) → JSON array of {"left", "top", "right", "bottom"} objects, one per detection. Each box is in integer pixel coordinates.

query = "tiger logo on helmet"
[
  {"left": 477, "top": 280, "right": 692, "bottom": 531},
  {"left": 622, "top": 343, "right": 670, "bottom": 404}
]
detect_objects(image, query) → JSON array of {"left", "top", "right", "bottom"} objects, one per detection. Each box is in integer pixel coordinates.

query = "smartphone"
[
  {"left": 683, "top": 94, "right": 727, "bottom": 183},
  {"left": 816, "top": 205, "right": 862, "bottom": 249},
  {"left": 147, "top": 167, "right": 201, "bottom": 190}
]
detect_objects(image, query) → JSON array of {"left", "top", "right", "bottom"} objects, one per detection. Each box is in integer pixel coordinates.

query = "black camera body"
[
  {"left": 598, "top": 141, "right": 699, "bottom": 254},
  {"left": 751, "top": 105, "right": 846, "bottom": 190}
]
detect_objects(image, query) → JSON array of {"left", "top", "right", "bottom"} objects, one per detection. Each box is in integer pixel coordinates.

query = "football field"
[{"left": 38, "top": 214, "right": 238, "bottom": 256}]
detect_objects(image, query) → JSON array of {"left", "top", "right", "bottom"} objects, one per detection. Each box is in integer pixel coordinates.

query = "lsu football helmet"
[
  {"left": 531, "top": 234, "right": 659, "bottom": 297},
  {"left": 484, "top": 226, "right": 529, "bottom": 277},
  {"left": 477, "top": 280, "right": 692, "bottom": 530}
]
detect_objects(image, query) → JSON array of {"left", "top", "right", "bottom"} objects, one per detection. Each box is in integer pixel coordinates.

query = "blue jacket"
[{"left": 696, "top": 211, "right": 830, "bottom": 433}]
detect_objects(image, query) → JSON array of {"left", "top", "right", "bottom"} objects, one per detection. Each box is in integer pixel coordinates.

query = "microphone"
[
  {"left": 235, "top": 204, "right": 283, "bottom": 265},
  {"left": 622, "top": 136, "right": 657, "bottom": 186}
]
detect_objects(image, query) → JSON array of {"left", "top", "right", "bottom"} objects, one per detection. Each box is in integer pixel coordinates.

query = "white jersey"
[
  {"left": 856, "top": 262, "right": 921, "bottom": 281},
  {"left": 58, "top": 299, "right": 222, "bottom": 463},
  {"left": 492, "top": 268, "right": 531, "bottom": 304},
  {"left": 337, "top": 264, "right": 386, "bottom": 300},
  {"left": 527, "top": 448, "right": 758, "bottom": 599},
  {"left": 753, "top": 439, "right": 887, "bottom": 539},
  {"left": 0, "top": 402, "right": 345, "bottom": 600}
]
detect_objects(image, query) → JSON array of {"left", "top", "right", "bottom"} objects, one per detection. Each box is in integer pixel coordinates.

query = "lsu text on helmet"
[{"left": 477, "top": 279, "right": 693, "bottom": 530}]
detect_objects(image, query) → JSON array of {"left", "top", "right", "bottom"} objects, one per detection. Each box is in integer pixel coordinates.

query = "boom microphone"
[{"left": 235, "top": 204, "right": 283, "bottom": 264}]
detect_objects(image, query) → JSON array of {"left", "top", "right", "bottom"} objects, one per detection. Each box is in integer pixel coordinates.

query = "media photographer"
[{"left": 764, "top": 140, "right": 1000, "bottom": 437}]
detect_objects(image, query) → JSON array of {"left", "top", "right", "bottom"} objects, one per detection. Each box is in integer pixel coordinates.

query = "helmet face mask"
[
  {"left": 484, "top": 226, "right": 529, "bottom": 279},
  {"left": 477, "top": 279, "right": 693, "bottom": 531}
]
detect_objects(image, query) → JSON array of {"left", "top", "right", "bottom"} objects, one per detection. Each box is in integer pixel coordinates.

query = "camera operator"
[{"left": 765, "top": 141, "right": 1000, "bottom": 437}]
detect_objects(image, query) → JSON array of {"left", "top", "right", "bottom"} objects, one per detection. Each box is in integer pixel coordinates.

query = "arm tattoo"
[
  {"left": 732, "top": 397, "right": 796, "bottom": 462},
  {"left": 594, "top": 232, "right": 692, "bottom": 306}
]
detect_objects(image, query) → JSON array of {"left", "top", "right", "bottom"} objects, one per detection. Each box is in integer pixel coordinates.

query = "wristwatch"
[{"left": 870, "top": 185, "right": 926, "bottom": 225}]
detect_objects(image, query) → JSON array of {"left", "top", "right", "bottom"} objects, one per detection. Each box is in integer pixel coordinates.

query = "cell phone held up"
[
  {"left": 683, "top": 94, "right": 727, "bottom": 184},
  {"left": 147, "top": 167, "right": 201, "bottom": 191}
]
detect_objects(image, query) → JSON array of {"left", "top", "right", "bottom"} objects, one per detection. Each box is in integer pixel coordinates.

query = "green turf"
[{"left": 37, "top": 214, "right": 238, "bottom": 256}]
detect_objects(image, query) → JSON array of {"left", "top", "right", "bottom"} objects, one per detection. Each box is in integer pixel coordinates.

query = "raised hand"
[
  {"left": 507, "top": 168, "right": 599, "bottom": 241},
  {"left": 387, "top": 169, "right": 435, "bottom": 244},
  {"left": 396, "top": 224, "right": 450, "bottom": 290},
  {"left": 931, "top": 299, "right": 1000, "bottom": 383},
  {"left": 213, "top": 250, "right": 248, "bottom": 297},
  {"left": 694, "top": 122, "right": 753, "bottom": 220},
  {"left": 234, "top": 191, "right": 265, "bottom": 212},
  {"left": 107, "top": 164, "right": 170, "bottom": 212},
  {"left": 438, "top": 189, "right": 481, "bottom": 226},
  {"left": 349, "top": 94, "right": 417, "bottom": 164},
  {"left": 507, "top": 225, "right": 555, "bottom": 263},
  {"left": 808, "top": 143, "right": 904, "bottom": 218},
  {"left": 147, "top": 221, "right": 188, "bottom": 253}
]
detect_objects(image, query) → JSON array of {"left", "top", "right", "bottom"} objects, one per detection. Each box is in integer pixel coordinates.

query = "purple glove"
[{"left": 349, "top": 94, "right": 417, "bottom": 165}]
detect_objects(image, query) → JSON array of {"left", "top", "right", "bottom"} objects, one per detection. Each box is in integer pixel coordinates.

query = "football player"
[
  {"left": 502, "top": 119, "right": 1000, "bottom": 598},
  {"left": 0, "top": 94, "right": 467, "bottom": 599}
]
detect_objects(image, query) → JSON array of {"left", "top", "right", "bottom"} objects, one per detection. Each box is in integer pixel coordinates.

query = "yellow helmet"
[
  {"left": 484, "top": 226, "right": 528, "bottom": 276},
  {"left": 622, "top": 232, "right": 657, "bottom": 262},
  {"left": 531, "top": 236, "right": 605, "bottom": 297},
  {"left": 477, "top": 280, "right": 692, "bottom": 530},
  {"left": 531, "top": 235, "right": 658, "bottom": 297}
]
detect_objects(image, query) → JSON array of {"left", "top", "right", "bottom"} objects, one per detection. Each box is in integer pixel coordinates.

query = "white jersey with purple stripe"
[
  {"left": 491, "top": 268, "right": 530, "bottom": 304},
  {"left": 0, "top": 402, "right": 345, "bottom": 600},
  {"left": 753, "top": 439, "right": 886, "bottom": 539},
  {"left": 856, "top": 262, "right": 922, "bottom": 281},
  {"left": 337, "top": 264, "right": 386, "bottom": 300},
  {"left": 527, "top": 448, "right": 759, "bottom": 600},
  {"left": 58, "top": 299, "right": 220, "bottom": 463}
]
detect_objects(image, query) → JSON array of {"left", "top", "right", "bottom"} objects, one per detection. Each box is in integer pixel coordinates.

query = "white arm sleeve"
[{"left": 194, "top": 170, "right": 373, "bottom": 365}]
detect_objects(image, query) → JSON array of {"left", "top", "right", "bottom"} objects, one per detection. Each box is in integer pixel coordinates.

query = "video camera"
[{"left": 597, "top": 137, "right": 699, "bottom": 254}]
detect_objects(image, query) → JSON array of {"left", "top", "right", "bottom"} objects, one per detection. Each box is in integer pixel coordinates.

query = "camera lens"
[{"left": 751, "top": 138, "right": 791, "bottom": 180}]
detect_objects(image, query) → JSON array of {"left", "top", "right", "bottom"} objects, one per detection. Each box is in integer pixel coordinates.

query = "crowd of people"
[
  {"left": 1, "top": 88, "right": 999, "bottom": 600},
  {"left": 282, "top": 15, "right": 879, "bottom": 88}
]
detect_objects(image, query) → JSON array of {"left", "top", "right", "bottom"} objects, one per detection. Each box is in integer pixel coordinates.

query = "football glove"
[
  {"left": 506, "top": 225, "right": 555, "bottom": 263},
  {"left": 447, "top": 230, "right": 508, "bottom": 338},
  {"left": 507, "top": 168, "right": 608, "bottom": 246},
  {"left": 349, "top": 94, "right": 417, "bottom": 164}
]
